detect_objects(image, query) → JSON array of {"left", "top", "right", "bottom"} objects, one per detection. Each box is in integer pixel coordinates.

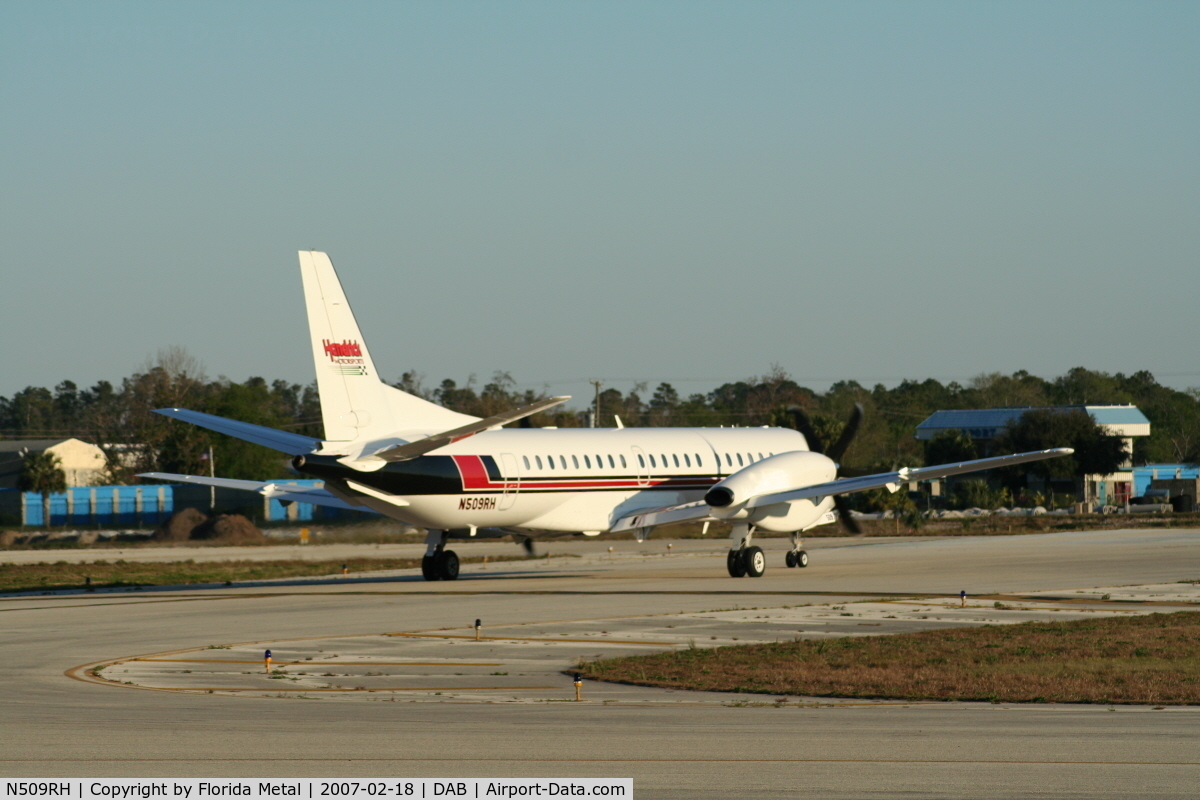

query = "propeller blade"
[
  {"left": 832, "top": 495, "right": 863, "bottom": 535},
  {"left": 787, "top": 406, "right": 824, "bottom": 454},
  {"left": 826, "top": 403, "right": 864, "bottom": 464}
]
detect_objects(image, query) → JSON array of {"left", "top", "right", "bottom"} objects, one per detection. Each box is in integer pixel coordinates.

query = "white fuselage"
[{"left": 320, "top": 426, "right": 816, "bottom": 534}]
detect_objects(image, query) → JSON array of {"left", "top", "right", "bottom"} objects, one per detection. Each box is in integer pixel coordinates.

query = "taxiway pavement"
[{"left": 2, "top": 528, "right": 1198, "bottom": 798}]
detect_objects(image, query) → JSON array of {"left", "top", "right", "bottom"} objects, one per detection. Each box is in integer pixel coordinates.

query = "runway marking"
[
  {"left": 135, "top": 658, "right": 504, "bottom": 666},
  {"left": 132, "top": 686, "right": 560, "bottom": 692},
  {"left": 0, "top": 596, "right": 237, "bottom": 611},
  {"left": 1, "top": 757, "right": 1196, "bottom": 765},
  {"left": 389, "top": 632, "right": 679, "bottom": 645}
]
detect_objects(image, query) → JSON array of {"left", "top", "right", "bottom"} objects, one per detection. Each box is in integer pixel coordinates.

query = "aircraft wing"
[
  {"left": 137, "top": 472, "right": 360, "bottom": 510},
  {"left": 373, "top": 396, "right": 570, "bottom": 462},
  {"left": 611, "top": 447, "right": 1072, "bottom": 532},
  {"left": 155, "top": 408, "right": 321, "bottom": 456},
  {"left": 611, "top": 501, "right": 712, "bottom": 532},
  {"left": 748, "top": 447, "right": 1073, "bottom": 508}
]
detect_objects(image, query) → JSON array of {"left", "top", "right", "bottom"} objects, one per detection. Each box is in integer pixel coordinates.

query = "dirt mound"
[
  {"left": 155, "top": 508, "right": 208, "bottom": 541},
  {"left": 191, "top": 513, "right": 265, "bottom": 543}
]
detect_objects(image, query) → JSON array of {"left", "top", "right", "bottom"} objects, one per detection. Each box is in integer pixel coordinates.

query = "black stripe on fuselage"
[{"left": 295, "top": 454, "right": 718, "bottom": 496}]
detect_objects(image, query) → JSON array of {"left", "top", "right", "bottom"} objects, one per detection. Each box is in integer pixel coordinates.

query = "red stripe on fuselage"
[
  {"left": 450, "top": 455, "right": 719, "bottom": 493},
  {"left": 450, "top": 455, "right": 501, "bottom": 490}
]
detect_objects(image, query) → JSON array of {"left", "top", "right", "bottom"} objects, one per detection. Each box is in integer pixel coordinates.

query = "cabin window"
[
  {"left": 661, "top": 454, "right": 667, "bottom": 468},
  {"left": 584, "top": 455, "right": 591, "bottom": 468},
  {"left": 535, "top": 456, "right": 543, "bottom": 469},
  {"left": 649, "top": 454, "right": 656, "bottom": 468},
  {"left": 637, "top": 454, "right": 645, "bottom": 468},
  {"left": 673, "top": 454, "right": 680, "bottom": 467},
  {"left": 696, "top": 454, "right": 703, "bottom": 466},
  {"left": 610, "top": 455, "right": 617, "bottom": 468},
  {"left": 523, "top": 456, "right": 530, "bottom": 470},
  {"left": 619, "top": 454, "right": 626, "bottom": 468},
  {"left": 758, "top": 452, "right": 764, "bottom": 460},
  {"left": 560, "top": 455, "right": 567, "bottom": 469},
  {"left": 548, "top": 456, "right": 556, "bottom": 469},
  {"left": 683, "top": 454, "right": 691, "bottom": 467},
  {"left": 736, "top": 453, "right": 743, "bottom": 466},
  {"left": 596, "top": 454, "right": 603, "bottom": 467},
  {"left": 724, "top": 453, "right": 732, "bottom": 466},
  {"left": 572, "top": 455, "right": 579, "bottom": 469}
]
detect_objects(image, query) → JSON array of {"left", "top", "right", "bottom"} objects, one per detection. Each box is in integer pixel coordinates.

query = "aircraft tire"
[
  {"left": 439, "top": 549, "right": 460, "bottom": 581},
  {"left": 797, "top": 549, "right": 809, "bottom": 568},
  {"left": 742, "top": 546, "right": 766, "bottom": 578},
  {"left": 726, "top": 549, "right": 746, "bottom": 578},
  {"left": 785, "top": 551, "right": 798, "bottom": 568},
  {"left": 421, "top": 555, "right": 441, "bottom": 581}
]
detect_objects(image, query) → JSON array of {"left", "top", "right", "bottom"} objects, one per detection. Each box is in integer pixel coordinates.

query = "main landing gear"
[
  {"left": 725, "top": 545, "right": 766, "bottom": 578},
  {"left": 421, "top": 529, "right": 459, "bottom": 581},
  {"left": 727, "top": 524, "right": 766, "bottom": 578},
  {"left": 726, "top": 525, "right": 809, "bottom": 578}
]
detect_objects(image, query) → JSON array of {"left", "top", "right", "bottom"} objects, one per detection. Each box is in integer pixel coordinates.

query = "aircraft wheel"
[
  {"left": 421, "top": 555, "right": 441, "bottom": 581},
  {"left": 726, "top": 549, "right": 746, "bottom": 578},
  {"left": 742, "top": 546, "right": 766, "bottom": 578},
  {"left": 797, "top": 549, "right": 809, "bottom": 568},
  {"left": 785, "top": 551, "right": 798, "bottom": 568},
  {"left": 439, "top": 549, "right": 460, "bottom": 581}
]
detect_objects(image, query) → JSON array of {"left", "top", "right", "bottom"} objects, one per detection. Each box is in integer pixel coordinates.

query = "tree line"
[{"left": 2, "top": 350, "right": 1197, "bottom": 483}]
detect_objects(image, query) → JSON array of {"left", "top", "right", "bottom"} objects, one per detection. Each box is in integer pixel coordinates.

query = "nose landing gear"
[
  {"left": 785, "top": 549, "right": 808, "bottom": 568},
  {"left": 785, "top": 531, "right": 808, "bottom": 569}
]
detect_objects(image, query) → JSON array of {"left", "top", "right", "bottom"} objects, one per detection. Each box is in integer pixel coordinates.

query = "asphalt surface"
[{"left": 2, "top": 529, "right": 1199, "bottom": 799}]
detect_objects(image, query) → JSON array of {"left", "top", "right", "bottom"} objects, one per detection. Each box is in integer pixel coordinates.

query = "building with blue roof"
[
  {"left": 916, "top": 405, "right": 1150, "bottom": 443},
  {"left": 916, "top": 405, "right": 1151, "bottom": 507}
]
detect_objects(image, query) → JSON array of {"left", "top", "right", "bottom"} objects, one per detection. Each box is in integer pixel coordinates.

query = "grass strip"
[
  {"left": 578, "top": 612, "right": 1200, "bottom": 705},
  {"left": 0, "top": 554, "right": 556, "bottom": 593}
]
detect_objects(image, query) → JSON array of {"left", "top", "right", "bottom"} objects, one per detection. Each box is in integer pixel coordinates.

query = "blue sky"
[{"left": 2, "top": 1, "right": 1197, "bottom": 404}]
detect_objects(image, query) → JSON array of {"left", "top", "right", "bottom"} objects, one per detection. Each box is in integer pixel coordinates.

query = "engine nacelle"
[{"left": 704, "top": 450, "right": 837, "bottom": 521}]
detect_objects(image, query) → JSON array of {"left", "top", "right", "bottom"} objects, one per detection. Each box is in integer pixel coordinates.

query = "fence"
[{"left": 0, "top": 481, "right": 368, "bottom": 527}]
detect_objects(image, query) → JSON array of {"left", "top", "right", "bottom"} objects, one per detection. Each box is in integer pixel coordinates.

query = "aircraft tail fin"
[{"left": 298, "top": 251, "right": 477, "bottom": 442}]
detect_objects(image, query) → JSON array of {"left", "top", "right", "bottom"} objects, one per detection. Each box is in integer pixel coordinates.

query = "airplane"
[{"left": 141, "top": 251, "right": 1073, "bottom": 581}]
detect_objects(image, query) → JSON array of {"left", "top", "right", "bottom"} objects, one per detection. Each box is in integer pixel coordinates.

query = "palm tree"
[{"left": 18, "top": 450, "right": 67, "bottom": 527}]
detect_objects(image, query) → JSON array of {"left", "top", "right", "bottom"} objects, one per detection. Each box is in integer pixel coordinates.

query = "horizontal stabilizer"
[
  {"left": 155, "top": 408, "right": 320, "bottom": 455},
  {"left": 138, "top": 472, "right": 359, "bottom": 510},
  {"left": 372, "top": 396, "right": 570, "bottom": 462}
]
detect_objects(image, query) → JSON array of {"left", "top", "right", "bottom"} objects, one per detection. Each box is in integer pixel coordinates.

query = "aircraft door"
[
  {"left": 631, "top": 446, "right": 650, "bottom": 488},
  {"left": 499, "top": 453, "right": 520, "bottom": 510}
]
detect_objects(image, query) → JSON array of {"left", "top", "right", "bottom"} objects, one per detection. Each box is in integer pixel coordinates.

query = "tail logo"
[
  {"left": 323, "top": 339, "right": 363, "bottom": 359},
  {"left": 322, "top": 339, "right": 368, "bottom": 376}
]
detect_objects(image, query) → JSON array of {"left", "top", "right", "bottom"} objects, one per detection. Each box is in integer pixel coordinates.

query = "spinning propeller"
[{"left": 787, "top": 404, "right": 865, "bottom": 535}]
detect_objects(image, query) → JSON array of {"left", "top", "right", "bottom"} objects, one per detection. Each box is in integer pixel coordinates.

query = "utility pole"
[
  {"left": 208, "top": 445, "right": 215, "bottom": 511},
  {"left": 589, "top": 380, "right": 603, "bottom": 428}
]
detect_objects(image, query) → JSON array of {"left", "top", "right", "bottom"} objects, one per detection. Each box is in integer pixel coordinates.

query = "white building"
[{"left": 0, "top": 438, "right": 107, "bottom": 489}]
